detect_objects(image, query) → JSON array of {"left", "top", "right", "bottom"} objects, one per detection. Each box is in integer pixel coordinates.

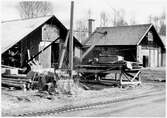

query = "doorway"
[
  {"left": 51, "top": 43, "right": 59, "bottom": 68},
  {"left": 143, "top": 56, "right": 149, "bottom": 67}
]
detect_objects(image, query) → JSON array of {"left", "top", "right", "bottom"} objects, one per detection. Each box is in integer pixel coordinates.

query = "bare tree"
[
  {"left": 74, "top": 19, "right": 88, "bottom": 43},
  {"left": 100, "top": 12, "right": 110, "bottom": 27},
  {"left": 17, "top": 1, "right": 53, "bottom": 19},
  {"left": 112, "top": 9, "right": 128, "bottom": 26},
  {"left": 114, "top": 18, "right": 128, "bottom": 26},
  {"left": 100, "top": 9, "right": 128, "bottom": 27},
  {"left": 159, "top": 22, "right": 166, "bottom": 36},
  {"left": 159, "top": 11, "right": 166, "bottom": 36},
  {"left": 148, "top": 10, "right": 166, "bottom": 36},
  {"left": 74, "top": 9, "right": 94, "bottom": 43},
  {"left": 129, "top": 16, "right": 136, "bottom": 25}
]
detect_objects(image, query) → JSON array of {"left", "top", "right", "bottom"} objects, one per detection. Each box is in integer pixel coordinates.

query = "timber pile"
[
  {"left": 1, "top": 68, "right": 56, "bottom": 91},
  {"left": 2, "top": 74, "right": 32, "bottom": 90},
  {"left": 1, "top": 65, "right": 32, "bottom": 90},
  {"left": 76, "top": 60, "right": 142, "bottom": 73}
]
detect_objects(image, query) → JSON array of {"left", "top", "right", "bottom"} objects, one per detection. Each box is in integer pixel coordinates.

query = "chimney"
[{"left": 88, "top": 19, "right": 95, "bottom": 37}]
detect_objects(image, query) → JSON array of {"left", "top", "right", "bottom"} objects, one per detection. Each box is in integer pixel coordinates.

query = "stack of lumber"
[
  {"left": 2, "top": 74, "right": 32, "bottom": 89},
  {"left": 98, "top": 55, "right": 124, "bottom": 63},
  {"left": 76, "top": 60, "right": 142, "bottom": 74}
]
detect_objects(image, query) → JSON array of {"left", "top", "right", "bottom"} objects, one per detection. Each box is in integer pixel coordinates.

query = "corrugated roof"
[
  {"left": 1, "top": 15, "right": 53, "bottom": 53},
  {"left": 84, "top": 24, "right": 152, "bottom": 46}
]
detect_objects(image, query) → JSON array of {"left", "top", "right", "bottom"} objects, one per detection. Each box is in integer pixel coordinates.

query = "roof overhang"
[
  {"left": 137, "top": 24, "right": 165, "bottom": 49},
  {"left": 137, "top": 24, "right": 153, "bottom": 45},
  {"left": 1, "top": 15, "right": 82, "bottom": 54}
]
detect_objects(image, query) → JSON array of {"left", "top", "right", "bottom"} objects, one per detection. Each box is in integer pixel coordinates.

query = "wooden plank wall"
[{"left": 82, "top": 45, "right": 136, "bottom": 64}]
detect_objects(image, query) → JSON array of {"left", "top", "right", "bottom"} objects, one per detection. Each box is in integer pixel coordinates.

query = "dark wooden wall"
[
  {"left": 1, "top": 27, "right": 42, "bottom": 67},
  {"left": 2, "top": 18, "right": 82, "bottom": 68},
  {"left": 83, "top": 45, "right": 137, "bottom": 64},
  {"left": 20, "top": 27, "right": 42, "bottom": 66}
]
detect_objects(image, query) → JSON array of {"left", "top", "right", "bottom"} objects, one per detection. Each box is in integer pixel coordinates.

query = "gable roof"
[
  {"left": 1, "top": 15, "right": 82, "bottom": 54},
  {"left": 1, "top": 16, "right": 52, "bottom": 53},
  {"left": 160, "top": 35, "right": 166, "bottom": 47},
  {"left": 84, "top": 24, "right": 154, "bottom": 46}
]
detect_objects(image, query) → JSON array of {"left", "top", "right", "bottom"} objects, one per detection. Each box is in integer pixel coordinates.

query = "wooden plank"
[
  {"left": 80, "top": 43, "right": 96, "bottom": 61},
  {"left": 27, "top": 49, "right": 31, "bottom": 60},
  {"left": 76, "top": 63, "right": 125, "bottom": 67},
  {"left": 2, "top": 74, "right": 31, "bottom": 79},
  {"left": 2, "top": 79, "right": 29, "bottom": 84},
  {"left": 80, "top": 32, "right": 108, "bottom": 61},
  {"left": 26, "top": 37, "right": 60, "bottom": 64},
  {"left": 2, "top": 81, "right": 24, "bottom": 88},
  {"left": 131, "top": 71, "right": 141, "bottom": 82},
  {"left": 122, "top": 72, "right": 132, "bottom": 81},
  {"left": 120, "top": 81, "right": 141, "bottom": 85},
  {"left": 58, "top": 31, "right": 69, "bottom": 69},
  {"left": 100, "top": 79, "right": 119, "bottom": 83},
  {"left": 1, "top": 65, "right": 25, "bottom": 71},
  {"left": 76, "top": 69, "right": 122, "bottom": 73},
  {"left": 2, "top": 77, "right": 31, "bottom": 82},
  {"left": 2, "top": 80, "right": 25, "bottom": 85}
]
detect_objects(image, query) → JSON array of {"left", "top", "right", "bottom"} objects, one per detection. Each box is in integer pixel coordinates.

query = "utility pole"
[{"left": 69, "top": 1, "right": 74, "bottom": 79}]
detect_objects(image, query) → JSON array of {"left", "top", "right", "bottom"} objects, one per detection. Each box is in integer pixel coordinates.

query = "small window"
[{"left": 148, "top": 32, "right": 153, "bottom": 41}]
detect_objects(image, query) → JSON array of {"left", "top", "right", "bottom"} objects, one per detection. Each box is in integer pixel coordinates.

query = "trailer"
[{"left": 76, "top": 56, "right": 142, "bottom": 88}]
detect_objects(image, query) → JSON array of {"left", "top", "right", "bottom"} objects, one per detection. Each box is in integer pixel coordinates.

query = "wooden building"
[
  {"left": 83, "top": 24, "right": 165, "bottom": 67},
  {"left": 1, "top": 15, "right": 82, "bottom": 68}
]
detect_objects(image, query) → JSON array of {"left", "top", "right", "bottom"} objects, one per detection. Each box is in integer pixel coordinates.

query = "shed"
[
  {"left": 1, "top": 15, "right": 82, "bottom": 68},
  {"left": 83, "top": 24, "right": 165, "bottom": 67}
]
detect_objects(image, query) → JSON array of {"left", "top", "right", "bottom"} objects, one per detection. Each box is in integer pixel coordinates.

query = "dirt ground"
[
  {"left": 1, "top": 67, "right": 166, "bottom": 117},
  {"left": 53, "top": 83, "right": 165, "bottom": 117}
]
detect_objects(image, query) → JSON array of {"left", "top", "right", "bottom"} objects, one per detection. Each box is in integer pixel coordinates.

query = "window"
[{"left": 148, "top": 31, "right": 153, "bottom": 41}]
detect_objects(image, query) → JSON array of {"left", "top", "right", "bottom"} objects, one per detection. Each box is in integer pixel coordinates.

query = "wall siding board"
[
  {"left": 138, "top": 30, "right": 163, "bottom": 67},
  {"left": 20, "top": 28, "right": 42, "bottom": 66},
  {"left": 83, "top": 45, "right": 136, "bottom": 64}
]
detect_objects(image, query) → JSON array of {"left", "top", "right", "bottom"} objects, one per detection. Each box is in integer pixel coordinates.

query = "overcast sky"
[{"left": 1, "top": 0, "right": 166, "bottom": 29}]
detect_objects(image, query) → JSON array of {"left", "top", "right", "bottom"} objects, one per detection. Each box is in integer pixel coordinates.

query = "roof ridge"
[
  {"left": 96, "top": 23, "right": 152, "bottom": 29},
  {"left": 84, "top": 23, "right": 154, "bottom": 46},
  {"left": 1, "top": 15, "right": 54, "bottom": 23}
]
